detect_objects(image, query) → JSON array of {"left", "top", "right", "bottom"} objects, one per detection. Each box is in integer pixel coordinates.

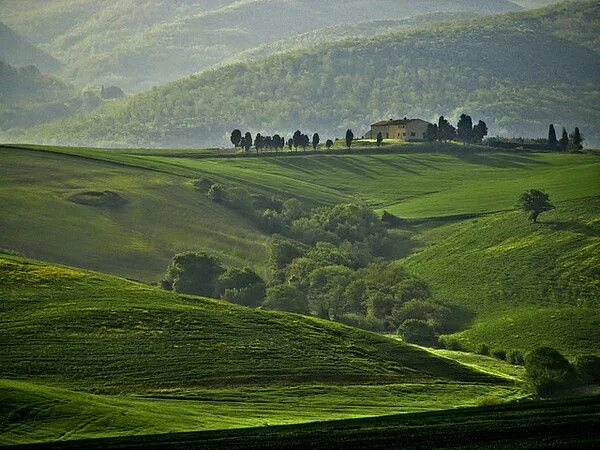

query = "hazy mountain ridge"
[
  {"left": 0, "top": 0, "right": 519, "bottom": 92},
  {"left": 0, "top": 22, "right": 61, "bottom": 73},
  {"left": 7, "top": 1, "right": 598, "bottom": 148}
]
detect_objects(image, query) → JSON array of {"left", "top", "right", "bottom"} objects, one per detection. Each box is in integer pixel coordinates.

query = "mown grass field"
[
  {"left": 1, "top": 143, "right": 598, "bottom": 445},
  {"left": 0, "top": 254, "right": 524, "bottom": 445}
]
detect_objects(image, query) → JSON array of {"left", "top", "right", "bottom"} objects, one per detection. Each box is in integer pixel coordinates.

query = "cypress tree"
[{"left": 548, "top": 124, "right": 557, "bottom": 147}]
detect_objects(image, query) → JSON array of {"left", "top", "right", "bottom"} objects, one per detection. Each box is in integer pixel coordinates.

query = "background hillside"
[
  {"left": 0, "top": 22, "right": 60, "bottom": 73},
  {"left": 7, "top": 1, "right": 598, "bottom": 148},
  {"left": 0, "top": 0, "right": 519, "bottom": 92}
]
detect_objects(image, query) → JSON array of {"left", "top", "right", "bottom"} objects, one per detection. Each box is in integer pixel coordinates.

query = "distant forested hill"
[
  {"left": 0, "top": 0, "right": 518, "bottom": 92},
  {"left": 0, "top": 22, "right": 61, "bottom": 73},
  {"left": 0, "top": 60, "right": 79, "bottom": 130},
  {"left": 7, "top": 1, "right": 598, "bottom": 148}
]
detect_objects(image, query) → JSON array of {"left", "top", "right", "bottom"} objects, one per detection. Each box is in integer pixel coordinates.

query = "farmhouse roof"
[{"left": 371, "top": 118, "right": 430, "bottom": 127}]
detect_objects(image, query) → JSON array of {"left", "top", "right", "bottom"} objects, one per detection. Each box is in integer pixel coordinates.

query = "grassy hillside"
[
  {"left": 8, "top": 1, "right": 598, "bottom": 147},
  {"left": 0, "top": 22, "right": 60, "bottom": 72},
  {"left": 12, "top": 396, "right": 598, "bottom": 449},
  {"left": 0, "top": 0, "right": 516, "bottom": 92},
  {"left": 0, "top": 254, "right": 522, "bottom": 444}
]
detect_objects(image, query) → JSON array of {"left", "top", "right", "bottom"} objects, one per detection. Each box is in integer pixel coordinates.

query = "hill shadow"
[
  {"left": 543, "top": 220, "right": 600, "bottom": 238},
  {"left": 451, "top": 151, "right": 550, "bottom": 169}
]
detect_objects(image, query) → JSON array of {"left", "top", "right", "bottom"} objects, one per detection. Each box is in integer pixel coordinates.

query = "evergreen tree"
[
  {"left": 345, "top": 129, "right": 354, "bottom": 149},
  {"left": 548, "top": 124, "right": 557, "bottom": 147},
  {"left": 287, "top": 138, "right": 293, "bottom": 151},
  {"left": 293, "top": 130, "right": 302, "bottom": 151},
  {"left": 457, "top": 114, "right": 473, "bottom": 143},
  {"left": 254, "top": 133, "right": 263, "bottom": 153},
  {"left": 438, "top": 116, "right": 456, "bottom": 142},
  {"left": 424, "top": 124, "right": 438, "bottom": 142},
  {"left": 243, "top": 132, "right": 253, "bottom": 152},
  {"left": 376, "top": 132, "right": 383, "bottom": 147},
  {"left": 312, "top": 133, "right": 320, "bottom": 151},
  {"left": 473, "top": 120, "right": 488, "bottom": 143},
  {"left": 559, "top": 128, "right": 569, "bottom": 151},
  {"left": 326, "top": 139, "right": 334, "bottom": 150},
  {"left": 570, "top": 127, "right": 583, "bottom": 150},
  {"left": 230, "top": 129, "right": 242, "bottom": 148}
]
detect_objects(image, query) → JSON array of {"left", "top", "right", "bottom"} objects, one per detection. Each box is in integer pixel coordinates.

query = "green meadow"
[{"left": 1, "top": 142, "right": 598, "bottom": 445}]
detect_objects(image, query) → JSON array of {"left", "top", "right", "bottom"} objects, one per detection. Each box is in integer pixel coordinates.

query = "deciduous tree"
[{"left": 518, "top": 189, "right": 555, "bottom": 223}]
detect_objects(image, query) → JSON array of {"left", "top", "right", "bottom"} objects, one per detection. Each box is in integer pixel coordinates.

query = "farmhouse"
[{"left": 366, "top": 118, "right": 431, "bottom": 141}]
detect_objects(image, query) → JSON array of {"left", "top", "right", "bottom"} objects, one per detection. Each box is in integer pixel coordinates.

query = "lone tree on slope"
[
  {"left": 548, "top": 124, "right": 558, "bottom": 147},
  {"left": 376, "top": 131, "right": 383, "bottom": 147},
  {"left": 518, "top": 189, "right": 555, "bottom": 223},
  {"left": 345, "top": 129, "right": 354, "bottom": 149},
  {"left": 231, "top": 129, "right": 242, "bottom": 148}
]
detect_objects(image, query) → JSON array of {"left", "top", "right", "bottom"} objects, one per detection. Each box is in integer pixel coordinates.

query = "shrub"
[
  {"left": 397, "top": 319, "right": 437, "bottom": 347},
  {"left": 507, "top": 350, "right": 525, "bottom": 366},
  {"left": 194, "top": 178, "right": 214, "bottom": 192},
  {"left": 165, "top": 252, "right": 224, "bottom": 297},
  {"left": 477, "top": 397, "right": 504, "bottom": 407},
  {"left": 438, "top": 336, "right": 463, "bottom": 351},
  {"left": 217, "top": 267, "right": 266, "bottom": 307},
  {"left": 477, "top": 343, "right": 490, "bottom": 356},
  {"left": 388, "top": 299, "right": 452, "bottom": 332},
  {"left": 207, "top": 183, "right": 227, "bottom": 203},
  {"left": 572, "top": 355, "right": 600, "bottom": 383},
  {"left": 491, "top": 349, "right": 507, "bottom": 361},
  {"left": 160, "top": 279, "right": 173, "bottom": 291},
  {"left": 524, "top": 347, "right": 576, "bottom": 396}
]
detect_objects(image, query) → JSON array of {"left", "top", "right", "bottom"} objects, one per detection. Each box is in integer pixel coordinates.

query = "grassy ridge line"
[
  {"left": 0, "top": 254, "right": 502, "bottom": 392},
  {"left": 0, "top": 379, "right": 524, "bottom": 446},
  {"left": 8, "top": 396, "right": 599, "bottom": 449}
]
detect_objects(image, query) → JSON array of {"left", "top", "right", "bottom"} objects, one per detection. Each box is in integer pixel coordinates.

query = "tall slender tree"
[
  {"left": 376, "top": 131, "right": 383, "bottom": 147},
  {"left": 570, "top": 127, "right": 583, "bottom": 150},
  {"left": 548, "top": 124, "right": 557, "bottom": 147},
  {"left": 345, "top": 129, "right": 354, "bottom": 149},
  {"left": 457, "top": 114, "right": 473, "bottom": 143},
  {"left": 312, "top": 133, "right": 320, "bottom": 151},
  {"left": 243, "top": 132, "right": 253, "bottom": 152},
  {"left": 424, "top": 124, "right": 438, "bottom": 143},
  {"left": 254, "top": 133, "right": 263, "bottom": 154},
  {"left": 559, "top": 128, "right": 569, "bottom": 151},
  {"left": 473, "top": 120, "right": 488, "bottom": 143}
]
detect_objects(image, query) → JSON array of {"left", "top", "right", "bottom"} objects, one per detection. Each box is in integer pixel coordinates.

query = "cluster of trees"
[
  {"left": 231, "top": 129, "right": 352, "bottom": 153},
  {"left": 165, "top": 196, "right": 459, "bottom": 337},
  {"left": 548, "top": 124, "right": 584, "bottom": 151},
  {"left": 424, "top": 115, "right": 488, "bottom": 144}
]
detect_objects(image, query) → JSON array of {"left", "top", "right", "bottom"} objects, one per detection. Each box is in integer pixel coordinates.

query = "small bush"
[
  {"left": 573, "top": 354, "right": 600, "bottom": 383},
  {"left": 477, "top": 343, "right": 490, "bottom": 356},
  {"left": 207, "top": 183, "right": 227, "bottom": 203},
  {"left": 491, "top": 349, "right": 507, "bottom": 361},
  {"left": 524, "top": 347, "right": 576, "bottom": 396},
  {"left": 507, "top": 350, "right": 525, "bottom": 366},
  {"left": 194, "top": 178, "right": 214, "bottom": 192},
  {"left": 438, "top": 335, "right": 463, "bottom": 351},
  {"left": 160, "top": 279, "right": 173, "bottom": 291},
  {"left": 397, "top": 319, "right": 437, "bottom": 347}
]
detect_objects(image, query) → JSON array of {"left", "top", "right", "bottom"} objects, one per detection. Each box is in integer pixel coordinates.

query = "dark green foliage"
[
  {"left": 218, "top": 267, "right": 266, "bottom": 307},
  {"left": 381, "top": 210, "right": 403, "bottom": 227},
  {"left": 438, "top": 336, "right": 463, "bottom": 351},
  {"left": 165, "top": 252, "right": 224, "bottom": 297},
  {"left": 389, "top": 299, "right": 453, "bottom": 332},
  {"left": 207, "top": 183, "right": 227, "bottom": 203},
  {"left": 548, "top": 124, "right": 557, "bottom": 146},
  {"left": 525, "top": 347, "right": 575, "bottom": 395},
  {"left": 346, "top": 129, "right": 354, "bottom": 149},
  {"left": 570, "top": 127, "right": 583, "bottom": 150},
  {"left": 518, "top": 189, "right": 555, "bottom": 223},
  {"left": 491, "top": 349, "right": 507, "bottom": 361},
  {"left": 477, "top": 344, "right": 491, "bottom": 356},
  {"left": 559, "top": 128, "right": 569, "bottom": 151},
  {"left": 437, "top": 116, "right": 456, "bottom": 142},
  {"left": 507, "top": 350, "right": 525, "bottom": 366},
  {"left": 267, "top": 236, "right": 306, "bottom": 272},
  {"left": 424, "top": 123, "right": 438, "bottom": 142},
  {"left": 398, "top": 319, "right": 437, "bottom": 346},
  {"left": 312, "top": 133, "right": 320, "bottom": 150},
  {"left": 572, "top": 354, "right": 600, "bottom": 383},
  {"left": 194, "top": 178, "right": 214, "bottom": 192},
  {"left": 230, "top": 129, "right": 242, "bottom": 148},
  {"left": 457, "top": 114, "right": 473, "bottom": 143},
  {"left": 325, "top": 139, "right": 334, "bottom": 149},
  {"left": 376, "top": 132, "right": 383, "bottom": 147},
  {"left": 472, "top": 120, "right": 488, "bottom": 143},
  {"left": 263, "top": 284, "right": 308, "bottom": 314}
]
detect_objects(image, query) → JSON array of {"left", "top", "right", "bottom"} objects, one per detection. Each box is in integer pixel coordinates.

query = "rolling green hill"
[
  {"left": 7, "top": 1, "right": 598, "bottom": 148},
  {"left": 0, "top": 253, "right": 522, "bottom": 444},
  {"left": 0, "top": 0, "right": 517, "bottom": 92}
]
